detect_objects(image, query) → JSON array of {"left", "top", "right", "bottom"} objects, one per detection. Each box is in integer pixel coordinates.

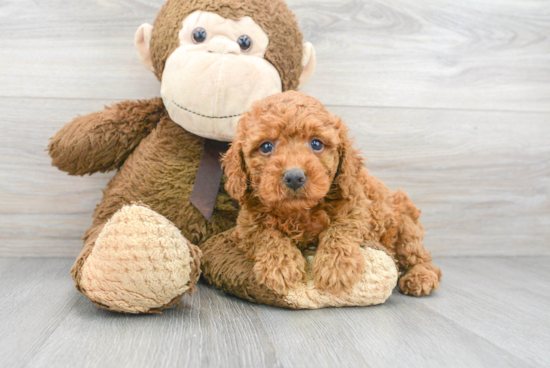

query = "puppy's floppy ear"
[
  {"left": 222, "top": 139, "right": 248, "bottom": 203},
  {"left": 332, "top": 115, "right": 364, "bottom": 199}
]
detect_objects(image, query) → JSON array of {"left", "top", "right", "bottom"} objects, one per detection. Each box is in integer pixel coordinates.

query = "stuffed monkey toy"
[{"left": 49, "top": 0, "right": 398, "bottom": 313}]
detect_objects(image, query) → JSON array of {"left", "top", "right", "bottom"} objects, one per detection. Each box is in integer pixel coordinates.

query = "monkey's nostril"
[{"left": 283, "top": 169, "right": 306, "bottom": 190}]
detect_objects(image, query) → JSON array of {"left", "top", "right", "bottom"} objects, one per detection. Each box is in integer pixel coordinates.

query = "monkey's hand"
[{"left": 48, "top": 98, "right": 165, "bottom": 175}]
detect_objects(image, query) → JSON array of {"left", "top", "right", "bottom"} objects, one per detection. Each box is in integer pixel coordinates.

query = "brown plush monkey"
[{"left": 48, "top": 0, "right": 316, "bottom": 313}]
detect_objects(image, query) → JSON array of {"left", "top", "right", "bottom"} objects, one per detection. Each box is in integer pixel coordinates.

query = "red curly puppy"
[{"left": 222, "top": 91, "right": 441, "bottom": 296}]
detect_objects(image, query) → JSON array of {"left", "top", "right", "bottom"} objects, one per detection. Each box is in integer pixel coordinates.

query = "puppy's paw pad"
[{"left": 80, "top": 204, "right": 197, "bottom": 313}]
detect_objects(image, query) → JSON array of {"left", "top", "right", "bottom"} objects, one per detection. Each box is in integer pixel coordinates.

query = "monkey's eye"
[
  {"left": 259, "top": 141, "right": 274, "bottom": 155},
  {"left": 237, "top": 35, "right": 252, "bottom": 52},
  {"left": 192, "top": 27, "right": 207, "bottom": 43},
  {"left": 310, "top": 139, "right": 324, "bottom": 152}
]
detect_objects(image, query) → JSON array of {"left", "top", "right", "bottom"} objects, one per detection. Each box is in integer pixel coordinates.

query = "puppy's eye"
[
  {"left": 310, "top": 139, "right": 324, "bottom": 152},
  {"left": 192, "top": 27, "right": 207, "bottom": 43},
  {"left": 237, "top": 35, "right": 252, "bottom": 51},
  {"left": 259, "top": 141, "right": 274, "bottom": 155}
]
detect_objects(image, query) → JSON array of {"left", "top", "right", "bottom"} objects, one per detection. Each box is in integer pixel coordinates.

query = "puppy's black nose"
[{"left": 283, "top": 169, "right": 306, "bottom": 190}]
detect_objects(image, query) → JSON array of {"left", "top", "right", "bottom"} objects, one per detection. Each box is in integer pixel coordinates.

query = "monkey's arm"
[{"left": 48, "top": 98, "right": 166, "bottom": 175}]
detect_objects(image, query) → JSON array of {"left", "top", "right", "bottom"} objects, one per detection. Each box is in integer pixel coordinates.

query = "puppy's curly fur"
[{"left": 223, "top": 91, "right": 441, "bottom": 296}]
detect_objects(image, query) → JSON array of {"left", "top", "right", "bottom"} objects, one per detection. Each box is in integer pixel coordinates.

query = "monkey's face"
[{"left": 136, "top": 11, "right": 288, "bottom": 141}]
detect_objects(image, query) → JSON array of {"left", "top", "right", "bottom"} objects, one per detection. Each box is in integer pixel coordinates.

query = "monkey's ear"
[
  {"left": 135, "top": 23, "right": 155, "bottom": 73},
  {"left": 298, "top": 42, "right": 316, "bottom": 90},
  {"left": 222, "top": 140, "right": 248, "bottom": 203}
]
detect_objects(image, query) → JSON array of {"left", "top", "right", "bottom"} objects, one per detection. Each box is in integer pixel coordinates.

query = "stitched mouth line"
[{"left": 171, "top": 100, "right": 242, "bottom": 119}]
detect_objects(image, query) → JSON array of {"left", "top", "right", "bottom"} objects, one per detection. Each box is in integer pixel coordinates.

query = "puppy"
[{"left": 222, "top": 91, "right": 441, "bottom": 296}]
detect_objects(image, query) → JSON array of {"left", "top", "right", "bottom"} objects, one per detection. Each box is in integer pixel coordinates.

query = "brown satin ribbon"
[{"left": 190, "top": 139, "right": 230, "bottom": 221}]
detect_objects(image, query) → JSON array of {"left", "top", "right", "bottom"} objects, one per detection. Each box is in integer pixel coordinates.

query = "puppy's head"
[{"left": 223, "top": 91, "right": 363, "bottom": 212}]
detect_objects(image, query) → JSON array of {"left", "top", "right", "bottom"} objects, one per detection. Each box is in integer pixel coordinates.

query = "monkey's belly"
[{"left": 92, "top": 117, "right": 238, "bottom": 245}]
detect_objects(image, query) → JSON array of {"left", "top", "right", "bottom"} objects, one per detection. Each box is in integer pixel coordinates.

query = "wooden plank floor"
[{"left": 0, "top": 256, "right": 548, "bottom": 368}]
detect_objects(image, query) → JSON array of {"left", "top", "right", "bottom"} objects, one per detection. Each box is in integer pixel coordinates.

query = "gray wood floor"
[{"left": 0, "top": 256, "right": 548, "bottom": 368}]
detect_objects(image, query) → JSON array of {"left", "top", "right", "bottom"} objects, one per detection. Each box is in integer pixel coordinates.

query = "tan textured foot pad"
[
  {"left": 285, "top": 248, "right": 398, "bottom": 309},
  {"left": 79, "top": 204, "right": 197, "bottom": 313},
  {"left": 201, "top": 229, "right": 398, "bottom": 309}
]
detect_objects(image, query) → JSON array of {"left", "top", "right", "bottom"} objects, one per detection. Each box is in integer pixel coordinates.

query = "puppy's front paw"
[
  {"left": 253, "top": 252, "right": 306, "bottom": 295},
  {"left": 313, "top": 246, "right": 366, "bottom": 294}
]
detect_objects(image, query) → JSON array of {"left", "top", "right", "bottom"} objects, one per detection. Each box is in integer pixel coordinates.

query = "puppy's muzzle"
[{"left": 283, "top": 169, "right": 306, "bottom": 191}]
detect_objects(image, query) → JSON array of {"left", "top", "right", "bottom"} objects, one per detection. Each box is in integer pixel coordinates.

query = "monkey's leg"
[
  {"left": 201, "top": 231, "right": 398, "bottom": 309},
  {"left": 200, "top": 229, "right": 292, "bottom": 308},
  {"left": 71, "top": 204, "right": 201, "bottom": 314},
  {"left": 393, "top": 191, "right": 442, "bottom": 296}
]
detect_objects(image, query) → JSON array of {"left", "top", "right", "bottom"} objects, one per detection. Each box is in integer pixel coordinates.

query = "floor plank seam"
[{"left": 411, "top": 301, "right": 537, "bottom": 367}]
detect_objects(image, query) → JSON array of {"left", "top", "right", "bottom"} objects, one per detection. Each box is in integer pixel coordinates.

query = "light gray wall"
[{"left": 1, "top": 0, "right": 548, "bottom": 256}]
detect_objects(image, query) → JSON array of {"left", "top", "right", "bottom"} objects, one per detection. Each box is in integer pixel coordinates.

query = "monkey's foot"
[
  {"left": 202, "top": 231, "right": 398, "bottom": 309},
  {"left": 78, "top": 204, "right": 201, "bottom": 313}
]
